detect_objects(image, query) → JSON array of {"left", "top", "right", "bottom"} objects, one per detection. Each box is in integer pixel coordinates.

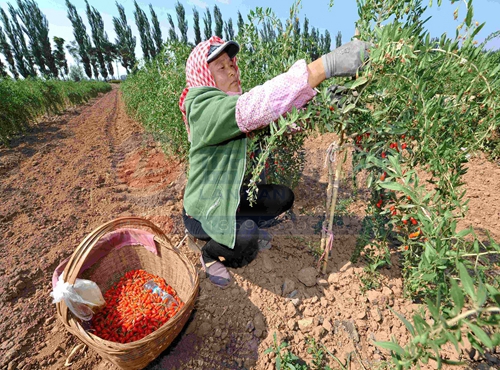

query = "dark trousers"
[{"left": 183, "top": 184, "right": 294, "bottom": 268}]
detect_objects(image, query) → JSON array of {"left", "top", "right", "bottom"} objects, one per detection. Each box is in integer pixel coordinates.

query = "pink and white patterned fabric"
[
  {"left": 179, "top": 36, "right": 242, "bottom": 140},
  {"left": 235, "top": 60, "right": 316, "bottom": 133}
]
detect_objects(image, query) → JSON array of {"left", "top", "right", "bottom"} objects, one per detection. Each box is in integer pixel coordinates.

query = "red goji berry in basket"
[{"left": 90, "top": 269, "right": 184, "bottom": 343}]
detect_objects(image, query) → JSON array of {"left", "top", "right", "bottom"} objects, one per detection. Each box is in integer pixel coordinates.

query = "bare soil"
[{"left": 1, "top": 87, "right": 499, "bottom": 370}]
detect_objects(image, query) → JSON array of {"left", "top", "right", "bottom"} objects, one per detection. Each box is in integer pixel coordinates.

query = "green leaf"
[
  {"left": 413, "top": 314, "right": 431, "bottom": 334},
  {"left": 458, "top": 263, "right": 476, "bottom": 301},
  {"left": 466, "top": 321, "right": 493, "bottom": 348},
  {"left": 342, "top": 103, "right": 356, "bottom": 114},
  {"left": 445, "top": 330, "right": 460, "bottom": 353},
  {"left": 456, "top": 228, "right": 472, "bottom": 238},
  {"left": 490, "top": 63, "right": 500, "bottom": 79},
  {"left": 470, "top": 22, "right": 485, "bottom": 39},
  {"left": 379, "top": 181, "right": 405, "bottom": 192},
  {"left": 473, "top": 240, "right": 480, "bottom": 254},
  {"left": 422, "top": 272, "right": 437, "bottom": 281},
  {"left": 476, "top": 278, "right": 487, "bottom": 308},
  {"left": 391, "top": 308, "right": 415, "bottom": 336},
  {"left": 486, "top": 284, "right": 500, "bottom": 306},
  {"left": 349, "top": 76, "right": 368, "bottom": 89},
  {"left": 374, "top": 341, "right": 405, "bottom": 356},
  {"left": 426, "top": 299, "right": 440, "bottom": 320},
  {"left": 366, "top": 172, "right": 373, "bottom": 188},
  {"left": 450, "top": 278, "right": 465, "bottom": 314},
  {"left": 465, "top": 4, "right": 473, "bottom": 27}
]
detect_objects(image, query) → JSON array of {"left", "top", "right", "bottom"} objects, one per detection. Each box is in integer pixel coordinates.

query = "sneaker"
[
  {"left": 258, "top": 228, "right": 272, "bottom": 251},
  {"left": 200, "top": 256, "right": 231, "bottom": 289}
]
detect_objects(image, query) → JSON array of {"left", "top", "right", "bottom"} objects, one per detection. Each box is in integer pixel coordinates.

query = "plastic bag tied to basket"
[
  {"left": 51, "top": 228, "right": 157, "bottom": 321},
  {"left": 51, "top": 274, "right": 105, "bottom": 321}
]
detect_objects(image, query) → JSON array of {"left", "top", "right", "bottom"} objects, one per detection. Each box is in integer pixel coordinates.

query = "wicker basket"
[{"left": 55, "top": 217, "right": 199, "bottom": 370}]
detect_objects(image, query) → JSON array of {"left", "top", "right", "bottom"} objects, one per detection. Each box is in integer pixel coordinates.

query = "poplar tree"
[
  {"left": 260, "top": 20, "right": 275, "bottom": 43},
  {"left": 66, "top": 40, "right": 80, "bottom": 63},
  {"left": 277, "top": 19, "right": 284, "bottom": 36},
  {"left": 193, "top": 7, "right": 201, "bottom": 45},
  {"left": 16, "top": 0, "right": 58, "bottom": 78},
  {"left": 323, "top": 30, "right": 331, "bottom": 53},
  {"left": 293, "top": 16, "right": 300, "bottom": 42},
  {"left": 66, "top": 0, "right": 92, "bottom": 78},
  {"left": 8, "top": 5, "right": 35, "bottom": 77},
  {"left": 88, "top": 46, "right": 99, "bottom": 79},
  {"left": 1, "top": 7, "right": 28, "bottom": 77},
  {"left": 167, "top": 14, "right": 178, "bottom": 42},
  {"left": 85, "top": 0, "right": 107, "bottom": 79},
  {"left": 336, "top": 30, "right": 342, "bottom": 48},
  {"left": 302, "top": 16, "right": 310, "bottom": 54},
  {"left": 310, "top": 26, "right": 320, "bottom": 60},
  {"left": 303, "top": 17, "right": 309, "bottom": 40},
  {"left": 0, "top": 57, "right": 7, "bottom": 77},
  {"left": 52, "top": 36, "right": 68, "bottom": 77},
  {"left": 213, "top": 5, "right": 223, "bottom": 38},
  {"left": 68, "top": 64, "right": 84, "bottom": 81},
  {"left": 103, "top": 39, "right": 116, "bottom": 78},
  {"left": 149, "top": 4, "right": 163, "bottom": 54},
  {"left": 0, "top": 24, "right": 18, "bottom": 78},
  {"left": 175, "top": 1, "right": 188, "bottom": 44},
  {"left": 113, "top": 2, "right": 136, "bottom": 73},
  {"left": 203, "top": 8, "right": 212, "bottom": 40},
  {"left": 224, "top": 18, "right": 234, "bottom": 41},
  {"left": 134, "top": 1, "right": 155, "bottom": 60},
  {"left": 237, "top": 11, "right": 244, "bottom": 37},
  {"left": 314, "top": 28, "right": 320, "bottom": 58}
]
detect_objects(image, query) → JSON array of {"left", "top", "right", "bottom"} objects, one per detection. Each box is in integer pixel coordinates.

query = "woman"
[{"left": 180, "top": 36, "right": 369, "bottom": 288}]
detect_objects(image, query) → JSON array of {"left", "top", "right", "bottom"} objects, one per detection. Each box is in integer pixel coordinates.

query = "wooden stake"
[
  {"left": 322, "top": 149, "right": 345, "bottom": 274},
  {"left": 319, "top": 147, "right": 335, "bottom": 260}
]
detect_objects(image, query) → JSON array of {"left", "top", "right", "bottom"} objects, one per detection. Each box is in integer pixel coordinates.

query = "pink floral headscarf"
[{"left": 178, "top": 36, "right": 242, "bottom": 140}]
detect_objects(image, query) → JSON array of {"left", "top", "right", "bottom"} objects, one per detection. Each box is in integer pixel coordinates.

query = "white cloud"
[
  {"left": 187, "top": 0, "right": 208, "bottom": 9},
  {"left": 216, "top": 0, "right": 231, "bottom": 4}
]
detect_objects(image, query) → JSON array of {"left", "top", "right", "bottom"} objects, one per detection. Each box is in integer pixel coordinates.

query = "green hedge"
[
  {"left": 121, "top": 43, "right": 192, "bottom": 158},
  {"left": 0, "top": 78, "right": 111, "bottom": 144}
]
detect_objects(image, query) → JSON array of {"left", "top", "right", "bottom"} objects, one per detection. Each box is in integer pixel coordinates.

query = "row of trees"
[
  {"left": 1, "top": 0, "right": 337, "bottom": 80},
  {"left": 0, "top": 0, "right": 66, "bottom": 79}
]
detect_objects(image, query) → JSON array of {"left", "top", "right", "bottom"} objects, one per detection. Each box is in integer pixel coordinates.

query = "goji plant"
[
  {"left": 0, "top": 79, "right": 111, "bottom": 144},
  {"left": 245, "top": 0, "right": 500, "bottom": 367}
]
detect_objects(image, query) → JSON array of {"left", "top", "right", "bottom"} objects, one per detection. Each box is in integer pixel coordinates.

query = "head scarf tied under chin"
[{"left": 178, "top": 36, "right": 242, "bottom": 141}]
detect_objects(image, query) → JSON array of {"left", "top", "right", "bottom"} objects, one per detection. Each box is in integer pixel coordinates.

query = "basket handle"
[{"left": 62, "top": 217, "right": 170, "bottom": 286}]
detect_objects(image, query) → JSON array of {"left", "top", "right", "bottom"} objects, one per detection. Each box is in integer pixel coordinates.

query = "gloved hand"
[{"left": 321, "top": 40, "right": 371, "bottom": 78}]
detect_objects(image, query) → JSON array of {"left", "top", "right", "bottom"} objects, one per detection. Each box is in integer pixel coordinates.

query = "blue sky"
[{"left": 1, "top": 0, "right": 499, "bottom": 77}]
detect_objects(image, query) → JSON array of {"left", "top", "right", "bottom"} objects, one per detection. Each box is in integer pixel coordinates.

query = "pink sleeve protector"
[{"left": 235, "top": 60, "right": 317, "bottom": 133}]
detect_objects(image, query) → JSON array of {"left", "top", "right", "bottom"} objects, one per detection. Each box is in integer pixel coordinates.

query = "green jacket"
[{"left": 183, "top": 87, "right": 247, "bottom": 249}]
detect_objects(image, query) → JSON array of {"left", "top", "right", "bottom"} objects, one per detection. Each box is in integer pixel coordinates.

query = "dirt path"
[{"left": 0, "top": 88, "right": 498, "bottom": 370}]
